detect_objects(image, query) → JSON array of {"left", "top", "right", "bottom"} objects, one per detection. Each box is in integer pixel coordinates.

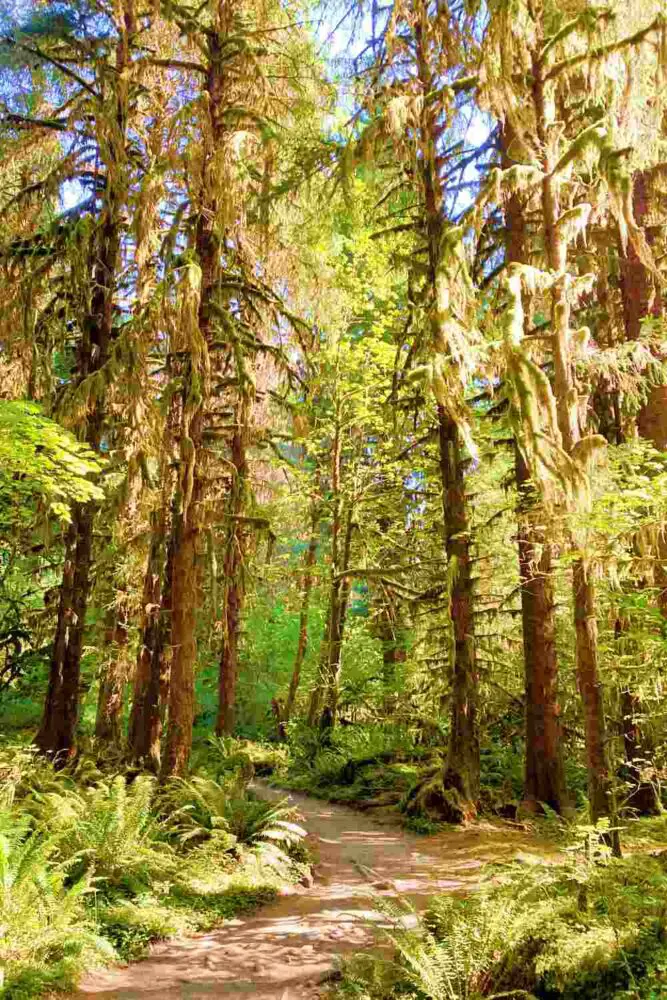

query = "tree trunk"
[
  {"left": 36, "top": 506, "right": 95, "bottom": 762},
  {"left": 162, "top": 13, "right": 235, "bottom": 773},
  {"left": 533, "top": 51, "right": 618, "bottom": 851},
  {"left": 128, "top": 504, "right": 173, "bottom": 770},
  {"left": 285, "top": 504, "right": 320, "bottom": 721},
  {"left": 322, "top": 507, "right": 354, "bottom": 722},
  {"left": 35, "top": 4, "right": 134, "bottom": 763},
  {"left": 217, "top": 423, "right": 249, "bottom": 736},
  {"left": 516, "top": 449, "right": 566, "bottom": 812},
  {"left": 95, "top": 598, "right": 129, "bottom": 749},
  {"left": 306, "top": 607, "right": 330, "bottom": 728},
  {"left": 406, "top": 8, "right": 480, "bottom": 821},
  {"left": 162, "top": 492, "right": 198, "bottom": 777},
  {"left": 502, "top": 127, "right": 566, "bottom": 814},
  {"left": 438, "top": 405, "right": 479, "bottom": 818},
  {"left": 572, "top": 561, "right": 616, "bottom": 828}
]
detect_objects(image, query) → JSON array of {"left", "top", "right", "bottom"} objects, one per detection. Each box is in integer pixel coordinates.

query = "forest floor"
[{"left": 74, "top": 782, "right": 557, "bottom": 1000}]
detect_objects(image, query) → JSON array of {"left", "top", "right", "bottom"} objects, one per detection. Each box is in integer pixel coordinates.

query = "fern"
[
  {"left": 0, "top": 817, "right": 111, "bottom": 991},
  {"left": 29, "top": 774, "right": 173, "bottom": 892}
]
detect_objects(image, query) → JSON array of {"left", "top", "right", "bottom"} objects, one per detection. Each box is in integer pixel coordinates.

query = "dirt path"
[{"left": 75, "top": 785, "right": 545, "bottom": 1000}]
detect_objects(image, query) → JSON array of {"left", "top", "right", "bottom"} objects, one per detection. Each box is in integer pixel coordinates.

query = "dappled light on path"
[{"left": 75, "top": 785, "right": 545, "bottom": 1000}]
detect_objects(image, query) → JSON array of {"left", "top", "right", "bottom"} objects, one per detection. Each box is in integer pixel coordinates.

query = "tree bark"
[
  {"left": 35, "top": 2, "right": 135, "bottom": 764},
  {"left": 285, "top": 504, "right": 320, "bottom": 721},
  {"left": 532, "top": 49, "right": 617, "bottom": 850},
  {"left": 323, "top": 507, "right": 354, "bottom": 722},
  {"left": 162, "top": 11, "right": 235, "bottom": 774},
  {"left": 516, "top": 448, "right": 566, "bottom": 812},
  {"left": 95, "top": 598, "right": 129, "bottom": 749},
  {"left": 411, "top": 6, "right": 479, "bottom": 820},
  {"left": 502, "top": 133, "right": 566, "bottom": 814},
  {"left": 437, "top": 405, "right": 479, "bottom": 817},
  {"left": 162, "top": 489, "right": 198, "bottom": 777},
  {"left": 128, "top": 504, "right": 173, "bottom": 770},
  {"left": 217, "top": 421, "right": 249, "bottom": 736},
  {"left": 36, "top": 506, "right": 95, "bottom": 761}
]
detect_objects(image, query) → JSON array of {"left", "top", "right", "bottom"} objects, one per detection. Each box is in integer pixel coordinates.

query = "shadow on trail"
[{"left": 75, "top": 784, "right": 549, "bottom": 1000}]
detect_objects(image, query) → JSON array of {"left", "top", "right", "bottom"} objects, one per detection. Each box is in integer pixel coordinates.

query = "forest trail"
[{"left": 75, "top": 784, "right": 548, "bottom": 1000}]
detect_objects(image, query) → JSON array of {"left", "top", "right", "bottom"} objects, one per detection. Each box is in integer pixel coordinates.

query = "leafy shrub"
[
  {"left": 29, "top": 774, "right": 173, "bottom": 893},
  {"left": 339, "top": 844, "right": 667, "bottom": 1000},
  {"left": 160, "top": 774, "right": 240, "bottom": 849},
  {"left": 160, "top": 775, "right": 307, "bottom": 873},
  {"left": 0, "top": 813, "right": 112, "bottom": 997},
  {"left": 97, "top": 901, "right": 181, "bottom": 960}
]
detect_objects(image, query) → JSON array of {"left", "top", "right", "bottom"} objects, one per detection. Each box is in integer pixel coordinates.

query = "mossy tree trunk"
[
  {"left": 531, "top": 46, "right": 617, "bottom": 849},
  {"left": 411, "top": 6, "right": 479, "bottom": 821},
  {"left": 217, "top": 418, "right": 250, "bottom": 736},
  {"left": 437, "top": 405, "right": 479, "bottom": 818},
  {"left": 503, "top": 131, "right": 566, "bottom": 814},
  {"left": 285, "top": 502, "right": 320, "bottom": 721},
  {"left": 36, "top": 3, "right": 136, "bottom": 760},
  {"left": 95, "top": 597, "right": 130, "bottom": 750}
]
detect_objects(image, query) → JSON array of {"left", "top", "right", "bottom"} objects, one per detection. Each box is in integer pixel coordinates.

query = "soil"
[{"left": 74, "top": 782, "right": 550, "bottom": 1000}]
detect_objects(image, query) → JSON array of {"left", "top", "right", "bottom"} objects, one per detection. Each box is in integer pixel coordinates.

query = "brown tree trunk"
[
  {"left": 438, "top": 406, "right": 479, "bottom": 818},
  {"left": 128, "top": 504, "right": 174, "bottom": 770},
  {"left": 532, "top": 50, "right": 618, "bottom": 850},
  {"left": 36, "top": 506, "right": 95, "bottom": 762},
  {"left": 322, "top": 507, "right": 354, "bottom": 722},
  {"left": 162, "top": 10, "right": 236, "bottom": 774},
  {"left": 572, "top": 561, "right": 616, "bottom": 827},
  {"left": 162, "top": 488, "right": 199, "bottom": 777},
  {"left": 35, "top": 4, "right": 134, "bottom": 764},
  {"left": 95, "top": 598, "right": 129, "bottom": 749},
  {"left": 502, "top": 127, "right": 566, "bottom": 814},
  {"left": 516, "top": 449, "right": 566, "bottom": 812},
  {"left": 411, "top": 7, "right": 479, "bottom": 819},
  {"left": 217, "top": 422, "right": 249, "bottom": 736},
  {"left": 306, "top": 608, "right": 330, "bottom": 728},
  {"left": 285, "top": 504, "right": 320, "bottom": 721}
]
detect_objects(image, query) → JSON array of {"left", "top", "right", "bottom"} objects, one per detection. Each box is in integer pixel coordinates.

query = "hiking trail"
[{"left": 75, "top": 783, "right": 547, "bottom": 1000}]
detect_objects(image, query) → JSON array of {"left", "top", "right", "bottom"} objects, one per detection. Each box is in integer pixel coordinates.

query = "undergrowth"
[
  {"left": 0, "top": 738, "right": 309, "bottom": 998},
  {"left": 336, "top": 822, "right": 667, "bottom": 1000}
]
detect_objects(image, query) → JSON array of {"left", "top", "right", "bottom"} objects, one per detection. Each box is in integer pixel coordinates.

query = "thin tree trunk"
[
  {"left": 323, "top": 507, "right": 354, "bottom": 722},
  {"left": 217, "top": 422, "right": 249, "bottom": 736},
  {"left": 285, "top": 504, "right": 320, "bottom": 721},
  {"left": 308, "top": 409, "right": 345, "bottom": 727},
  {"left": 533, "top": 51, "right": 618, "bottom": 850},
  {"left": 438, "top": 405, "right": 479, "bottom": 817},
  {"left": 95, "top": 598, "right": 129, "bottom": 749},
  {"left": 306, "top": 608, "right": 330, "bottom": 728}
]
